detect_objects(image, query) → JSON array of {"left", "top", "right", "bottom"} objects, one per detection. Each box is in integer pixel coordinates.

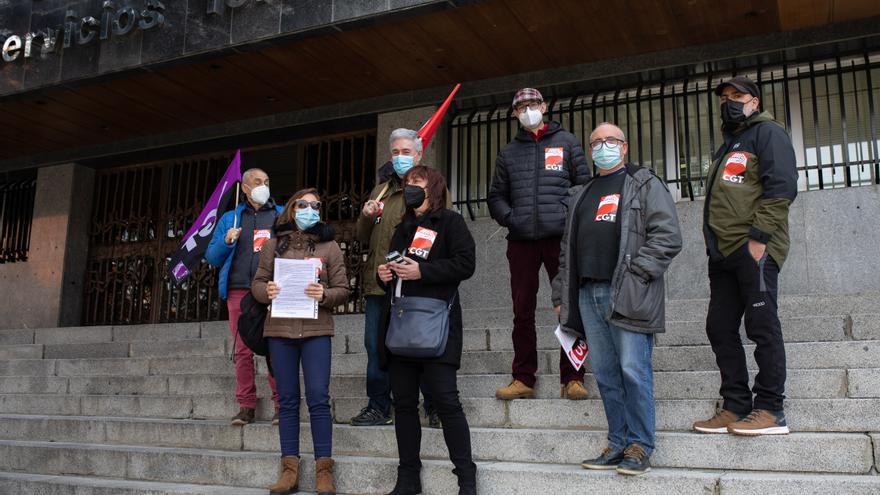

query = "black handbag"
[
  {"left": 237, "top": 291, "right": 270, "bottom": 356},
  {"left": 385, "top": 293, "right": 456, "bottom": 358}
]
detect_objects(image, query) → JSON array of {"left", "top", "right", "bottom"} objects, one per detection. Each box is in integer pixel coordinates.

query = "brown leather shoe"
[
  {"left": 315, "top": 457, "right": 336, "bottom": 495},
  {"left": 727, "top": 409, "right": 790, "bottom": 436},
  {"left": 693, "top": 409, "right": 743, "bottom": 434},
  {"left": 268, "top": 456, "right": 299, "bottom": 495},
  {"left": 561, "top": 380, "right": 588, "bottom": 400},
  {"left": 495, "top": 379, "right": 535, "bottom": 400},
  {"left": 230, "top": 407, "right": 255, "bottom": 426}
]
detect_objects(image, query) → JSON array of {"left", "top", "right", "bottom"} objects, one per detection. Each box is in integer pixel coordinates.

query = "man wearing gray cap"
[
  {"left": 489, "top": 88, "right": 591, "bottom": 401},
  {"left": 693, "top": 76, "right": 798, "bottom": 436}
]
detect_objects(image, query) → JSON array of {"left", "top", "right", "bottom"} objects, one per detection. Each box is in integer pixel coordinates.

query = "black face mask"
[
  {"left": 403, "top": 185, "right": 426, "bottom": 209},
  {"left": 720, "top": 99, "right": 754, "bottom": 125}
]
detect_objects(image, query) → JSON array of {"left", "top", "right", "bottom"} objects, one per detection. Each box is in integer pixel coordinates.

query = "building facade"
[{"left": 1, "top": 0, "right": 879, "bottom": 329}]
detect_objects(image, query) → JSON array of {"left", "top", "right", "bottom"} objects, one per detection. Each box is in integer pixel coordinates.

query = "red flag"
[{"left": 417, "top": 83, "right": 461, "bottom": 149}]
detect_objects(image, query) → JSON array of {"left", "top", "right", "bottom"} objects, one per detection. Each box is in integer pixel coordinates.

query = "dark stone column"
[{"left": 0, "top": 163, "right": 94, "bottom": 329}]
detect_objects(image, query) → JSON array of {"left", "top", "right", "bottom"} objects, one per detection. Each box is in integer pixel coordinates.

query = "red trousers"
[
  {"left": 507, "top": 239, "right": 585, "bottom": 387},
  {"left": 227, "top": 289, "right": 278, "bottom": 409}
]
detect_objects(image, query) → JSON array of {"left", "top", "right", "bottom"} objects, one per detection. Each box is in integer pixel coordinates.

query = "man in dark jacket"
[
  {"left": 552, "top": 122, "right": 681, "bottom": 476},
  {"left": 489, "top": 88, "right": 592, "bottom": 401},
  {"left": 693, "top": 76, "right": 798, "bottom": 437}
]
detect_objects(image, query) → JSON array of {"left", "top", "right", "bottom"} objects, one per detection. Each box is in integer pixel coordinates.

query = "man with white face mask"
[
  {"left": 489, "top": 88, "right": 591, "bottom": 402},
  {"left": 552, "top": 123, "right": 681, "bottom": 476},
  {"left": 206, "top": 167, "right": 283, "bottom": 427}
]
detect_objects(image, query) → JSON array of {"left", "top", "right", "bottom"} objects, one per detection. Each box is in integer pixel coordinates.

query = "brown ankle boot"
[
  {"left": 269, "top": 456, "right": 299, "bottom": 495},
  {"left": 315, "top": 457, "right": 336, "bottom": 495}
]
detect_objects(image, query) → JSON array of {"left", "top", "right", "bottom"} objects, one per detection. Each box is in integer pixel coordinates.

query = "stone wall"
[
  {"left": 375, "top": 105, "right": 445, "bottom": 172},
  {"left": 460, "top": 185, "right": 880, "bottom": 310}
]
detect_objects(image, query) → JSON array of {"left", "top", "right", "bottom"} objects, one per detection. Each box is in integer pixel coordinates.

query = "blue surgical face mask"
[
  {"left": 591, "top": 144, "right": 623, "bottom": 170},
  {"left": 294, "top": 207, "right": 320, "bottom": 231},
  {"left": 392, "top": 154, "right": 415, "bottom": 177}
]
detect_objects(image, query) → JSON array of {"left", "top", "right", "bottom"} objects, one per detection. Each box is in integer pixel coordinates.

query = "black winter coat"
[
  {"left": 377, "top": 208, "right": 476, "bottom": 369},
  {"left": 487, "top": 121, "right": 591, "bottom": 240}
]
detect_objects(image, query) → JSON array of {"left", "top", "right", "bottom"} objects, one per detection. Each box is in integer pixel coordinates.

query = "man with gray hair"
[
  {"left": 353, "top": 128, "right": 442, "bottom": 427},
  {"left": 206, "top": 168, "right": 283, "bottom": 426},
  {"left": 552, "top": 122, "right": 681, "bottom": 475}
]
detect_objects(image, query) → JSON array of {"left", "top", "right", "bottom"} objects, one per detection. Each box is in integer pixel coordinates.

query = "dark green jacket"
[
  {"left": 357, "top": 177, "right": 406, "bottom": 297},
  {"left": 703, "top": 111, "right": 798, "bottom": 266}
]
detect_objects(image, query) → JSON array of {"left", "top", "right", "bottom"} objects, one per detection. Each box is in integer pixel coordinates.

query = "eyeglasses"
[
  {"left": 590, "top": 137, "right": 625, "bottom": 150},
  {"left": 294, "top": 200, "right": 321, "bottom": 210},
  {"left": 513, "top": 101, "right": 542, "bottom": 113}
]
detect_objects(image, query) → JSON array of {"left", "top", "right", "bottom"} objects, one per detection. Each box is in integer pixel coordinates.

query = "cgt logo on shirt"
[
  {"left": 595, "top": 194, "right": 620, "bottom": 223},
  {"left": 253, "top": 229, "right": 271, "bottom": 252},
  {"left": 408, "top": 227, "right": 438, "bottom": 259},
  {"left": 722, "top": 152, "right": 748, "bottom": 184},
  {"left": 544, "top": 147, "right": 564, "bottom": 171}
]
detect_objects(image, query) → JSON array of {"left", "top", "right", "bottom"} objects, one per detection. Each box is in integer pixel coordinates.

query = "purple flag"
[{"left": 169, "top": 150, "right": 242, "bottom": 283}]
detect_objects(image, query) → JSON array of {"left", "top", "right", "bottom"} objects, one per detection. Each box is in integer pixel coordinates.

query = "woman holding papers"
[
  {"left": 376, "top": 166, "right": 478, "bottom": 495},
  {"left": 252, "top": 188, "right": 350, "bottom": 495}
]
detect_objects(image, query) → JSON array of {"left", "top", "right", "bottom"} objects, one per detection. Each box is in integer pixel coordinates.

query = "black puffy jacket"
[{"left": 487, "top": 121, "right": 591, "bottom": 240}]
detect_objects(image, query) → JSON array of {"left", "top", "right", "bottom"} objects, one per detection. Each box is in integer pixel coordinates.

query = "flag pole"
[{"left": 232, "top": 183, "right": 240, "bottom": 229}]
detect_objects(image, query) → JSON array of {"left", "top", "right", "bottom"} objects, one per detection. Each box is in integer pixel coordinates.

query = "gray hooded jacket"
[{"left": 551, "top": 164, "right": 682, "bottom": 335}]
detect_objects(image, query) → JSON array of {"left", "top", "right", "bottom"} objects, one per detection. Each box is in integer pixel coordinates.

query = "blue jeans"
[
  {"left": 579, "top": 282, "right": 655, "bottom": 455},
  {"left": 268, "top": 336, "right": 332, "bottom": 458},
  {"left": 364, "top": 296, "right": 392, "bottom": 414}
]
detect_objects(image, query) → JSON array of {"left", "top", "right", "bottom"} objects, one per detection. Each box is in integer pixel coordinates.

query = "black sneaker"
[
  {"left": 581, "top": 447, "right": 625, "bottom": 470},
  {"left": 230, "top": 407, "right": 255, "bottom": 426},
  {"left": 350, "top": 406, "right": 392, "bottom": 426},
  {"left": 616, "top": 444, "right": 651, "bottom": 476}
]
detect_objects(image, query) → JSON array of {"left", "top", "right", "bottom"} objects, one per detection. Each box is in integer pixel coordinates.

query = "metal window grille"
[
  {"left": 0, "top": 176, "right": 37, "bottom": 263},
  {"left": 447, "top": 51, "right": 880, "bottom": 218}
]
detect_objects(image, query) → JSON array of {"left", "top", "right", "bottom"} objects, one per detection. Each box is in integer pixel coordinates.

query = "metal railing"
[
  {"left": 0, "top": 177, "right": 37, "bottom": 263},
  {"left": 447, "top": 50, "right": 880, "bottom": 218}
]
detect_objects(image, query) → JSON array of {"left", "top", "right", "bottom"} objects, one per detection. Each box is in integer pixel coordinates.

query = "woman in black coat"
[{"left": 377, "top": 165, "right": 477, "bottom": 495}]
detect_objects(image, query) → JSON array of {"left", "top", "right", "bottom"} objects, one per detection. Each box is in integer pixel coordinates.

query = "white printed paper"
[
  {"left": 554, "top": 325, "right": 588, "bottom": 371},
  {"left": 271, "top": 258, "right": 319, "bottom": 319}
]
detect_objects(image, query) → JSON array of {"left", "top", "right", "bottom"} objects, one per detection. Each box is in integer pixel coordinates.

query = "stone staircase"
[{"left": 0, "top": 290, "right": 878, "bottom": 494}]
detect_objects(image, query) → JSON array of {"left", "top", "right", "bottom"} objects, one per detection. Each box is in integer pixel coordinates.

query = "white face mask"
[
  {"left": 517, "top": 107, "right": 543, "bottom": 129},
  {"left": 249, "top": 184, "right": 270, "bottom": 206}
]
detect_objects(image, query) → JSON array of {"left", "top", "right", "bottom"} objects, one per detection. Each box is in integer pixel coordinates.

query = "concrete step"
[
  {"left": 1, "top": 313, "right": 859, "bottom": 363},
  {"left": 0, "top": 415, "right": 872, "bottom": 475},
  {"left": 0, "top": 340, "right": 878, "bottom": 379},
  {"left": 0, "top": 344, "right": 43, "bottom": 360},
  {"left": 2, "top": 393, "right": 880, "bottom": 432},
  {"left": 0, "top": 472, "right": 266, "bottom": 495},
  {"left": 0, "top": 439, "right": 878, "bottom": 495},
  {"left": 0, "top": 367, "right": 852, "bottom": 400},
  {"left": 0, "top": 315, "right": 865, "bottom": 365},
  {"left": 0, "top": 310, "right": 868, "bottom": 359},
  {"left": 334, "top": 314, "right": 856, "bottom": 354},
  {"left": 0, "top": 339, "right": 230, "bottom": 361},
  {"left": 4, "top": 337, "right": 871, "bottom": 378},
  {"left": 328, "top": 340, "right": 880, "bottom": 375},
  {"left": 665, "top": 293, "right": 880, "bottom": 322}
]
